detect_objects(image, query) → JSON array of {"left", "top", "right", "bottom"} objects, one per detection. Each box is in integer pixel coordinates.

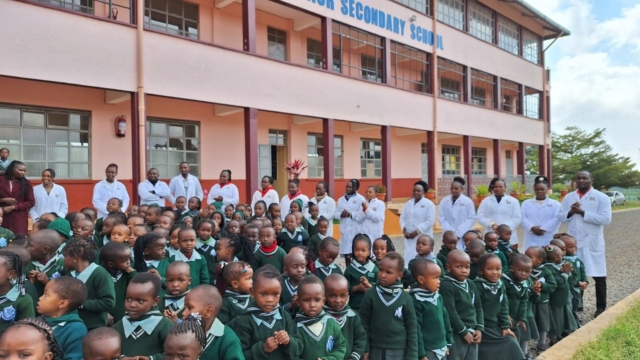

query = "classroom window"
[
  {"left": 36, "top": 0, "right": 94, "bottom": 14},
  {"left": 524, "top": 87, "right": 541, "bottom": 119},
  {"left": 360, "top": 139, "right": 382, "bottom": 178},
  {"left": 307, "top": 39, "right": 323, "bottom": 68},
  {"left": 307, "top": 134, "right": 344, "bottom": 178},
  {"left": 147, "top": 119, "right": 200, "bottom": 177},
  {"left": 469, "top": 1, "right": 495, "bottom": 43},
  {"left": 0, "top": 105, "right": 91, "bottom": 179},
  {"left": 523, "top": 29, "right": 541, "bottom": 64},
  {"left": 438, "top": 58, "right": 465, "bottom": 101},
  {"left": 268, "top": 27, "right": 287, "bottom": 61},
  {"left": 442, "top": 145, "right": 461, "bottom": 176},
  {"left": 498, "top": 15, "right": 520, "bottom": 55},
  {"left": 472, "top": 148, "right": 487, "bottom": 175},
  {"left": 391, "top": 41, "right": 431, "bottom": 93},
  {"left": 269, "top": 129, "right": 287, "bottom": 146},
  {"left": 333, "top": 22, "right": 384, "bottom": 82},
  {"left": 395, "top": 0, "right": 430, "bottom": 15},
  {"left": 470, "top": 69, "right": 495, "bottom": 108},
  {"left": 144, "top": 0, "right": 199, "bottom": 39},
  {"left": 501, "top": 78, "right": 521, "bottom": 114},
  {"left": 437, "top": 0, "right": 465, "bottom": 31}
]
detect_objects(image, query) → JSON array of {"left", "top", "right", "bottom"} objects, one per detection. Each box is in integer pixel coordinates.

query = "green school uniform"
[
  {"left": 114, "top": 310, "right": 173, "bottom": 360},
  {"left": 23, "top": 279, "right": 39, "bottom": 314},
  {"left": 359, "top": 282, "right": 418, "bottom": 359},
  {"left": 501, "top": 271, "right": 529, "bottom": 341},
  {"left": 314, "top": 260, "right": 343, "bottom": 283},
  {"left": 69, "top": 263, "right": 116, "bottom": 330},
  {"left": 0, "top": 286, "right": 35, "bottom": 334},
  {"left": 564, "top": 255, "right": 588, "bottom": 311},
  {"left": 469, "top": 261, "right": 479, "bottom": 280},
  {"left": 196, "top": 237, "right": 217, "bottom": 284},
  {"left": 546, "top": 262, "right": 578, "bottom": 336},
  {"left": 323, "top": 304, "right": 367, "bottom": 360},
  {"left": 486, "top": 246, "right": 509, "bottom": 274},
  {"left": 410, "top": 289, "right": 453, "bottom": 360},
  {"left": 280, "top": 276, "right": 299, "bottom": 308},
  {"left": 218, "top": 290, "right": 251, "bottom": 324},
  {"left": 200, "top": 318, "right": 244, "bottom": 360},
  {"left": 308, "top": 233, "right": 327, "bottom": 260},
  {"left": 295, "top": 312, "right": 347, "bottom": 360},
  {"left": 306, "top": 218, "right": 319, "bottom": 238},
  {"left": 253, "top": 246, "right": 286, "bottom": 273},
  {"left": 105, "top": 268, "right": 137, "bottom": 324},
  {"left": 276, "top": 229, "right": 309, "bottom": 253},
  {"left": 143, "top": 258, "right": 170, "bottom": 290},
  {"left": 0, "top": 227, "right": 15, "bottom": 247},
  {"left": 440, "top": 273, "right": 483, "bottom": 360},
  {"left": 402, "top": 256, "right": 444, "bottom": 289},
  {"left": 497, "top": 240, "right": 518, "bottom": 261},
  {"left": 158, "top": 290, "right": 189, "bottom": 320},
  {"left": 169, "top": 250, "right": 210, "bottom": 288},
  {"left": 24, "top": 255, "right": 65, "bottom": 298},
  {"left": 531, "top": 264, "right": 557, "bottom": 333},
  {"left": 436, "top": 245, "right": 452, "bottom": 267},
  {"left": 344, "top": 260, "right": 378, "bottom": 310},
  {"left": 46, "top": 311, "right": 87, "bottom": 360}
]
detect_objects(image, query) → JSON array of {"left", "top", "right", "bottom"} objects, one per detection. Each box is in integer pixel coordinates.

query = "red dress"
[{"left": 0, "top": 177, "right": 35, "bottom": 235}]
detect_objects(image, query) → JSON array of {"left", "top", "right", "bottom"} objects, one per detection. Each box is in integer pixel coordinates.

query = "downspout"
[
  {"left": 432, "top": 1, "right": 438, "bottom": 185},
  {"left": 137, "top": 0, "right": 147, "bottom": 185},
  {"left": 541, "top": 31, "right": 563, "bottom": 177}
]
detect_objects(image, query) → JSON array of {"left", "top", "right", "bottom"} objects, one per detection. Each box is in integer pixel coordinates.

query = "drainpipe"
[
  {"left": 541, "top": 31, "right": 563, "bottom": 178},
  {"left": 431, "top": 1, "right": 439, "bottom": 189},
  {"left": 136, "top": 0, "right": 147, "bottom": 185}
]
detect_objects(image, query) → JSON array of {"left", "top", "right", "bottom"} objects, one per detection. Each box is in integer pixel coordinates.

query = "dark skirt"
[
  {"left": 478, "top": 326, "right": 525, "bottom": 360},
  {"left": 549, "top": 303, "right": 578, "bottom": 336},
  {"left": 370, "top": 348, "right": 405, "bottom": 360},
  {"left": 533, "top": 302, "right": 553, "bottom": 333},
  {"left": 449, "top": 332, "right": 478, "bottom": 360},
  {"left": 425, "top": 350, "right": 447, "bottom": 360},
  {"left": 515, "top": 316, "right": 539, "bottom": 342}
]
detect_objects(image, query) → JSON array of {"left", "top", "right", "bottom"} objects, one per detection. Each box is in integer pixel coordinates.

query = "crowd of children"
[{"left": 0, "top": 191, "right": 589, "bottom": 360}]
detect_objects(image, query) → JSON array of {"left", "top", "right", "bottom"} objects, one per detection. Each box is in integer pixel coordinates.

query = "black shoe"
[
  {"left": 594, "top": 308, "right": 606, "bottom": 318},
  {"left": 537, "top": 344, "right": 548, "bottom": 352}
]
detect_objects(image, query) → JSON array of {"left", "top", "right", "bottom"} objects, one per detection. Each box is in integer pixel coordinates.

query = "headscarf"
[
  {"left": 291, "top": 199, "right": 303, "bottom": 212},
  {"left": 232, "top": 211, "right": 246, "bottom": 220},
  {"left": 344, "top": 179, "right": 360, "bottom": 201}
]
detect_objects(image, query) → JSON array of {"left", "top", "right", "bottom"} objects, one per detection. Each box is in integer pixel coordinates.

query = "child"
[
  {"left": 225, "top": 220, "right": 241, "bottom": 236},
  {"left": 485, "top": 231, "right": 508, "bottom": 273},
  {"left": 462, "top": 230, "right": 480, "bottom": 250},
  {"left": 146, "top": 205, "right": 163, "bottom": 230},
  {"left": 268, "top": 203, "right": 281, "bottom": 221},
  {"left": 128, "top": 224, "right": 149, "bottom": 255},
  {"left": 32, "top": 219, "right": 52, "bottom": 233},
  {"left": 314, "top": 237, "right": 342, "bottom": 282},
  {"left": 467, "top": 239, "right": 486, "bottom": 281},
  {"left": 47, "top": 217, "right": 72, "bottom": 244},
  {"left": 127, "top": 204, "right": 140, "bottom": 217},
  {"left": 233, "top": 265, "right": 303, "bottom": 359},
  {"left": 25, "top": 229, "right": 64, "bottom": 298},
  {"left": 82, "top": 327, "right": 122, "bottom": 360},
  {"left": 169, "top": 228, "right": 209, "bottom": 287},
  {"left": 295, "top": 275, "right": 347, "bottom": 359},
  {"left": 81, "top": 207, "right": 98, "bottom": 223},
  {"left": 545, "top": 244, "right": 577, "bottom": 344},
  {"left": 272, "top": 218, "right": 283, "bottom": 236},
  {"left": 181, "top": 285, "right": 244, "bottom": 358},
  {"left": 39, "top": 277, "right": 88, "bottom": 360},
  {"left": 526, "top": 246, "right": 556, "bottom": 352},
  {"left": 215, "top": 261, "right": 254, "bottom": 324},
  {"left": 281, "top": 252, "right": 307, "bottom": 314},
  {"left": 440, "top": 249, "right": 483, "bottom": 360},
  {"left": 186, "top": 197, "right": 202, "bottom": 221},
  {"left": 344, "top": 234, "right": 377, "bottom": 311},
  {"left": 157, "top": 215, "right": 174, "bottom": 230},
  {"left": 174, "top": 196, "right": 188, "bottom": 219},
  {"left": 277, "top": 214, "right": 308, "bottom": 253},
  {"left": 74, "top": 218, "right": 95, "bottom": 239},
  {"left": 183, "top": 216, "right": 194, "bottom": 228},
  {"left": 160, "top": 261, "right": 192, "bottom": 323},
  {"left": 139, "top": 205, "right": 149, "bottom": 219},
  {"left": 113, "top": 273, "right": 173, "bottom": 359},
  {"left": 250, "top": 200, "right": 268, "bottom": 222},
  {"left": 232, "top": 211, "right": 246, "bottom": 222},
  {"left": 293, "top": 212, "right": 310, "bottom": 237},
  {"left": 163, "top": 316, "right": 205, "bottom": 360},
  {"left": 224, "top": 205, "right": 235, "bottom": 222},
  {"left": 242, "top": 204, "right": 252, "bottom": 220},
  {"left": 163, "top": 210, "right": 177, "bottom": 222},
  {"left": 360, "top": 252, "right": 418, "bottom": 360},
  {"left": 437, "top": 230, "right": 458, "bottom": 266},
  {"left": 243, "top": 224, "right": 260, "bottom": 252},
  {"left": 253, "top": 227, "right": 286, "bottom": 273},
  {"left": 211, "top": 210, "right": 227, "bottom": 236},
  {"left": 134, "top": 233, "right": 170, "bottom": 287},
  {"left": 372, "top": 235, "right": 395, "bottom": 266},
  {"left": 306, "top": 203, "right": 321, "bottom": 238},
  {"left": 110, "top": 223, "right": 130, "bottom": 243},
  {"left": 0, "top": 250, "right": 35, "bottom": 332},
  {"left": 410, "top": 259, "right": 452, "bottom": 360},
  {"left": 560, "top": 234, "right": 588, "bottom": 319},
  {"left": 0, "top": 318, "right": 63, "bottom": 360},
  {"left": 308, "top": 217, "right": 330, "bottom": 260},
  {"left": 502, "top": 253, "right": 536, "bottom": 358},
  {"left": 167, "top": 223, "right": 186, "bottom": 259},
  {"left": 106, "top": 197, "right": 123, "bottom": 216},
  {"left": 403, "top": 235, "right": 442, "bottom": 289},
  {"left": 216, "top": 235, "right": 256, "bottom": 270},
  {"left": 323, "top": 274, "right": 367, "bottom": 360},
  {"left": 0, "top": 148, "right": 10, "bottom": 175},
  {"left": 97, "top": 215, "right": 119, "bottom": 249},
  {"left": 100, "top": 241, "right": 136, "bottom": 324},
  {"left": 127, "top": 215, "right": 145, "bottom": 229},
  {"left": 474, "top": 254, "right": 524, "bottom": 360},
  {"left": 195, "top": 220, "right": 217, "bottom": 281},
  {"left": 496, "top": 224, "right": 517, "bottom": 255},
  {"left": 63, "top": 238, "right": 116, "bottom": 330}
]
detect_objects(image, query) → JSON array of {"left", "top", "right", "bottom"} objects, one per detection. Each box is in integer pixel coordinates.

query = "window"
[
  {"left": 307, "top": 134, "right": 344, "bottom": 178},
  {"left": 438, "top": 58, "right": 465, "bottom": 101},
  {"left": 269, "top": 129, "right": 287, "bottom": 146},
  {"left": 442, "top": 145, "right": 461, "bottom": 176},
  {"left": 0, "top": 105, "right": 91, "bottom": 179},
  {"left": 524, "top": 87, "right": 541, "bottom": 119},
  {"left": 501, "top": 78, "right": 521, "bottom": 114},
  {"left": 144, "top": 0, "right": 199, "bottom": 39},
  {"left": 523, "top": 29, "right": 541, "bottom": 64},
  {"left": 391, "top": 41, "right": 431, "bottom": 93},
  {"left": 360, "top": 139, "right": 382, "bottom": 178},
  {"left": 437, "top": 0, "right": 465, "bottom": 31},
  {"left": 37, "top": 0, "right": 93, "bottom": 14},
  {"left": 470, "top": 69, "right": 495, "bottom": 108},
  {"left": 147, "top": 120, "right": 199, "bottom": 177},
  {"left": 268, "top": 27, "right": 287, "bottom": 61},
  {"left": 498, "top": 15, "right": 520, "bottom": 55},
  {"left": 471, "top": 148, "right": 487, "bottom": 175},
  {"left": 395, "top": 0, "right": 430, "bottom": 15},
  {"left": 307, "top": 39, "right": 323, "bottom": 68},
  {"left": 333, "top": 22, "right": 384, "bottom": 83},
  {"left": 469, "top": 1, "right": 495, "bottom": 43}
]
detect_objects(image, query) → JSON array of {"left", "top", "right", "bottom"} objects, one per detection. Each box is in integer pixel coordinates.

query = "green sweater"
[
  {"left": 344, "top": 261, "right": 378, "bottom": 310},
  {"left": 169, "top": 251, "right": 210, "bottom": 288},
  {"left": 276, "top": 230, "right": 309, "bottom": 253},
  {"left": 308, "top": 234, "right": 326, "bottom": 260},
  {"left": 0, "top": 289, "right": 35, "bottom": 333},
  {"left": 486, "top": 247, "right": 509, "bottom": 274},
  {"left": 196, "top": 238, "right": 217, "bottom": 284},
  {"left": 144, "top": 258, "right": 170, "bottom": 289},
  {"left": 410, "top": 289, "right": 453, "bottom": 358},
  {"left": 158, "top": 292, "right": 188, "bottom": 321},
  {"left": 0, "top": 227, "right": 15, "bottom": 246},
  {"left": 297, "top": 315, "right": 347, "bottom": 360},
  {"left": 546, "top": 263, "right": 571, "bottom": 307},
  {"left": 218, "top": 291, "right": 251, "bottom": 324},
  {"left": 501, "top": 272, "right": 529, "bottom": 323},
  {"left": 307, "top": 219, "right": 319, "bottom": 238},
  {"left": 24, "top": 256, "right": 65, "bottom": 298},
  {"left": 474, "top": 278, "right": 510, "bottom": 329},
  {"left": 402, "top": 257, "right": 444, "bottom": 289},
  {"left": 314, "top": 261, "right": 343, "bottom": 283},
  {"left": 359, "top": 284, "right": 418, "bottom": 358},
  {"left": 70, "top": 265, "right": 116, "bottom": 330},
  {"left": 46, "top": 312, "right": 87, "bottom": 360},
  {"left": 323, "top": 305, "right": 367, "bottom": 360},
  {"left": 105, "top": 268, "right": 137, "bottom": 324},
  {"left": 114, "top": 312, "right": 173, "bottom": 360},
  {"left": 200, "top": 319, "right": 245, "bottom": 360},
  {"left": 253, "top": 246, "right": 286, "bottom": 273},
  {"left": 440, "top": 274, "right": 484, "bottom": 336},
  {"left": 280, "top": 276, "right": 298, "bottom": 309},
  {"left": 436, "top": 245, "right": 452, "bottom": 267},
  {"left": 531, "top": 265, "right": 557, "bottom": 303}
]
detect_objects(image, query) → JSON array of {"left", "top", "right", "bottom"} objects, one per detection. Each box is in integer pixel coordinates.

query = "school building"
[{"left": 0, "top": 0, "right": 569, "bottom": 210}]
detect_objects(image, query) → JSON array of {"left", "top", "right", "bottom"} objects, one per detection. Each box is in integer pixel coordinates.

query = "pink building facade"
[{"left": 0, "top": 0, "right": 568, "bottom": 209}]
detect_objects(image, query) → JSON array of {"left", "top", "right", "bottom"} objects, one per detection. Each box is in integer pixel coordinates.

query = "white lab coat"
[
  {"left": 477, "top": 195, "right": 522, "bottom": 245},
  {"left": 354, "top": 198, "right": 385, "bottom": 245},
  {"left": 169, "top": 174, "right": 203, "bottom": 204},
  {"left": 438, "top": 194, "right": 476, "bottom": 249},
  {"left": 251, "top": 188, "right": 280, "bottom": 210},
  {"left": 334, "top": 193, "right": 366, "bottom": 255},
  {"left": 207, "top": 183, "right": 240, "bottom": 208},
  {"left": 308, "top": 196, "right": 337, "bottom": 236},
  {"left": 559, "top": 189, "right": 612, "bottom": 277},
  {"left": 138, "top": 180, "right": 172, "bottom": 206},
  {"left": 400, "top": 197, "right": 436, "bottom": 266},
  {"left": 29, "top": 184, "right": 68, "bottom": 220},
  {"left": 521, "top": 196, "right": 561, "bottom": 250},
  {"left": 92, "top": 179, "right": 131, "bottom": 219},
  {"left": 279, "top": 193, "right": 310, "bottom": 221}
]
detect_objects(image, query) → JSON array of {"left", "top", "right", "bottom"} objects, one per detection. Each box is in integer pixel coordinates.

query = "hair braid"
[
  {"left": 169, "top": 315, "right": 207, "bottom": 350},
  {"left": 10, "top": 317, "right": 64, "bottom": 360}
]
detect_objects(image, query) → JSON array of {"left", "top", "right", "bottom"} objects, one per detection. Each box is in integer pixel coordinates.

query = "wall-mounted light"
[{"left": 410, "top": 15, "right": 417, "bottom": 22}]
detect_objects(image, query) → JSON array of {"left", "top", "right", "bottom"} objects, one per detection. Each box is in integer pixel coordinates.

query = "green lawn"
[
  {"left": 573, "top": 301, "right": 640, "bottom": 360},
  {"left": 613, "top": 201, "right": 640, "bottom": 211}
]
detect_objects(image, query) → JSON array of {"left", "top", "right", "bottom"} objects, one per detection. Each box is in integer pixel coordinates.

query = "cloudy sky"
[{"left": 534, "top": 0, "right": 640, "bottom": 168}]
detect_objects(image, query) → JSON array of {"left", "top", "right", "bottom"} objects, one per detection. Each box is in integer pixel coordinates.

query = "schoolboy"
[
  {"left": 502, "top": 253, "right": 534, "bottom": 357},
  {"left": 484, "top": 231, "right": 509, "bottom": 273},
  {"left": 73, "top": 218, "right": 95, "bottom": 239},
  {"left": 225, "top": 220, "right": 241, "bottom": 236},
  {"left": 169, "top": 228, "right": 210, "bottom": 287},
  {"left": 360, "top": 252, "right": 418, "bottom": 360},
  {"left": 253, "top": 227, "right": 286, "bottom": 273},
  {"left": 99, "top": 242, "right": 137, "bottom": 324},
  {"left": 466, "top": 239, "right": 486, "bottom": 281},
  {"left": 97, "top": 215, "right": 118, "bottom": 249},
  {"left": 145, "top": 205, "right": 163, "bottom": 230},
  {"left": 159, "top": 261, "right": 192, "bottom": 323},
  {"left": 110, "top": 224, "right": 130, "bottom": 243},
  {"left": 276, "top": 214, "right": 309, "bottom": 253},
  {"left": 39, "top": 277, "right": 88, "bottom": 360},
  {"left": 561, "top": 235, "right": 588, "bottom": 317},
  {"left": 496, "top": 224, "right": 517, "bottom": 255},
  {"left": 281, "top": 251, "right": 307, "bottom": 314},
  {"left": 47, "top": 218, "right": 72, "bottom": 250},
  {"left": 308, "top": 217, "right": 330, "bottom": 260},
  {"left": 157, "top": 215, "right": 174, "bottom": 230},
  {"left": 25, "top": 229, "right": 64, "bottom": 298},
  {"left": 324, "top": 274, "right": 367, "bottom": 360},
  {"left": 82, "top": 327, "right": 122, "bottom": 360},
  {"left": 437, "top": 231, "right": 458, "bottom": 266},
  {"left": 314, "top": 237, "right": 342, "bottom": 283}
]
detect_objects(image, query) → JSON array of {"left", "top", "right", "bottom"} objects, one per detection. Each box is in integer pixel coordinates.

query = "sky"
[{"left": 532, "top": 0, "right": 640, "bottom": 168}]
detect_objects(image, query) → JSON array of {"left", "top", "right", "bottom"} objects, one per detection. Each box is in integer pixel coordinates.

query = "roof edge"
[{"left": 509, "top": 0, "right": 571, "bottom": 40}]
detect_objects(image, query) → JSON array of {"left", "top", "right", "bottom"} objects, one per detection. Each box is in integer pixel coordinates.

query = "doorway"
[
  {"left": 505, "top": 150, "right": 513, "bottom": 176},
  {"left": 258, "top": 130, "right": 289, "bottom": 198}
]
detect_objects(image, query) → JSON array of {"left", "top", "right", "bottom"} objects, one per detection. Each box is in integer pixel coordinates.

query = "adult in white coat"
[
  {"left": 559, "top": 170, "right": 611, "bottom": 317},
  {"left": 307, "top": 181, "right": 336, "bottom": 236},
  {"left": 438, "top": 176, "right": 476, "bottom": 249},
  {"left": 92, "top": 163, "right": 130, "bottom": 219},
  {"left": 138, "top": 168, "right": 171, "bottom": 206},
  {"left": 354, "top": 185, "right": 385, "bottom": 247},
  {"left": 29, "top": 168, "right": 68, "bottom": 220},
  {"left": 520, "top": 176, "right": 561, "bottom": 250},
  {"left": 400, "top": 181, "right": 436, "bottom": 266},
  {"left": 169, "top": 162, "right": 203, "bottom": 205},
  {"left": 477, "top": 178, "right": 522, "bottom": 251},
  {"left": 279, "top": 179, "right": 309, "bottom": 221},
  {"left": 207, "top": 169, "right": 240, "bottom": 208},
  {"left": 251, "top": 176, "right": 279, "bottom": 210},
  {"left": 334, "top": 179, "right": 365, "bottom": 260}
]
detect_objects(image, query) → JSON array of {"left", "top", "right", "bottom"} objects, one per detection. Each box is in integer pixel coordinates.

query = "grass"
[
  {"left": 573, "top": 301, "right": 640, "bottom": 360},
  {"left": 612, "top": 201, "right": 640, "bottom": 211}
]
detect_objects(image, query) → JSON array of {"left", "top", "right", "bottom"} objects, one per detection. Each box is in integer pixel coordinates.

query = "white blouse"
[{"left": 29, "top": 184, "right": 68, "bottom": 220}]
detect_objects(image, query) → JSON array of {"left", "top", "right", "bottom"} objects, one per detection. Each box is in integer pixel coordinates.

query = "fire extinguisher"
[{"left": 115, "top": 116, "right": 127, "bottom": 137}]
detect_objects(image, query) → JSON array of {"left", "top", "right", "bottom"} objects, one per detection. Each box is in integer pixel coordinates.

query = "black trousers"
[{"left": 593, "top": 276, "right": 607, "bottom": 310}]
